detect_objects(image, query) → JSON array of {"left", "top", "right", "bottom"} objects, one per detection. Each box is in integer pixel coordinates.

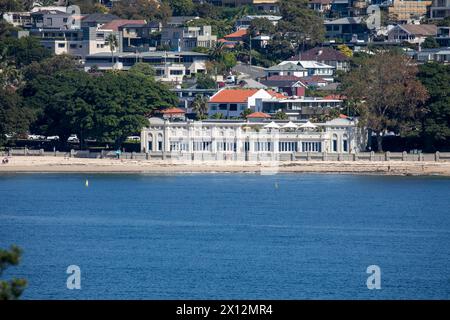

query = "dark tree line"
[{"left": 0, "top": 35, "right": 178, "bottom": 149}]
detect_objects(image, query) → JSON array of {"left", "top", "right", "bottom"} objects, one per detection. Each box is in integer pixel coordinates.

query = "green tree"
[
  {"left": 211, "top": 112, "right": 224, "bottom": 119},
  {"left": 240, "top": 108, "right": 253, "bottom": 118},
  {"left": 263, "top": 37, "right": 295, "bottom": 63},
  {"left": 23, "top": 54, "right": 79, "bottom": 81},
  {"left": 191, "top": 94, "right": 209, "bottom": 120},
  {"left": 0, "top": 245, "right": 27, "bottom": 300},
  {"left": 24, "top": 71, "right": 91, "bottom": 147},
  {"left": 196, "top": 73, "right": 216, "bottom": 89},
  {"left": 24, "top": 70, "right": 178, "bottom": 149},
  {"left": 0, "top": 0, "right": 24, "bottom": 17},
  {"left": 67, "top": 0, "right": 108, "bottom": 14},
  {"left": 421, "top": 36, "right": 440, "bottom": 49},
  {"left": 129, "top": 62, "right": 156, "bottom": 78},
  {"left": 0, "top": 87, "right": 32, "bottom": 146},
  {"left": 248, "top": 18, "right": 276, "bottom": 37},
  {"left": 342, "top": 50, "right": 428, "bottom": 152},
  {"left": 110, "top": 0, "right": 172, "bottom": 23},
  {"left": 278, "top": 0, "right": 325, "bottom": 47},
  {"left": 274, "top": 110, "right": 288, "bottom": 120},
  {"left": 166, "top": 0, "right": 194, "bottom": 16},
  {"left": 1, "top": 37, "right": 51, "bottom": 68},
  {"left": 105, "top": 34, "right": 119, "bottom": 68},
  {"left": 418, "top": 62, "right": 450, "bottom": 151},
  {"left": 193, "top": 2, "right": 220, "bottom": 20}
]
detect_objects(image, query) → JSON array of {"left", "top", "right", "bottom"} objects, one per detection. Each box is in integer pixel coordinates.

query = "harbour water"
[{"left": 0, "top": 173, "right": 449, "bottom": 299}]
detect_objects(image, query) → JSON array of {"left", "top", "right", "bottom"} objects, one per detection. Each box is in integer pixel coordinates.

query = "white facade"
[
  {"left": 280, "top": 60, "right": 335, "bottom": 81},
  {"left": 208, "top": 89, "right": 275, "bottom": 118},
  {"left": 140, "top": 118, "right": 362, "bottom": 158}
]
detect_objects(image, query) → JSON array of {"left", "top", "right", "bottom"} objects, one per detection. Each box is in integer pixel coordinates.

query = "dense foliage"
[{"left": 0, "top": 245, "right": 27, "bottom": 300}]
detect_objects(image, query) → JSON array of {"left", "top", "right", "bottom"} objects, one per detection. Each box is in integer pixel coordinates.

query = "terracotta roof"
[
  {"left": 224, "top": 29, "right": 247, "bottom": 39},
  {"left": 289, "top": 47, "right": 349, "bottom": 62},
  {"left": 246, "top": 112, "right": 271, "bottom": 119},
  {"left": 100, "top": 19, "right": 146, "bottom": 31},
  {"left": 159, "top": 107, "right": 186, "bottom": 114},
  {"left": 339, "top": 114, "right": 348, "bottom": 119},
  {"left": 268, "top": 90, "right": 286, "bottom": 99},
  {"left": 217, "top": 38, "right": 236, "bottom": 48},
  {"left": 209, "top": 89, "right": 259, "bottom": 103}
]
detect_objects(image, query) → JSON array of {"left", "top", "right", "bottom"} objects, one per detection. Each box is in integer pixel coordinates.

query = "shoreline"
[{"left": 1, "top": 156, "right": 450, "bottom": 176}]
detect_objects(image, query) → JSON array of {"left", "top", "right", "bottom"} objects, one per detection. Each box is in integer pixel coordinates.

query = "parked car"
[
  {"left": 27, "top": 134, "right": 45, "bottom": 140},
  {"left": 46, "top": 136, "right": 59, "bottom": 141},
  {"left": 225, "top": 75, "right": 236, "bottom": 84},
  {"left": 67, "top": 135, "right": 79, "bottom": 143},
  {"left": 126, "top": 136, "right": 141, "bottom": 142}
]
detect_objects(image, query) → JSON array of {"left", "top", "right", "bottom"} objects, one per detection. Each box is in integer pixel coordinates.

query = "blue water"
[{"left": 0, "top": 173, "right": 449, "bottom": 299}]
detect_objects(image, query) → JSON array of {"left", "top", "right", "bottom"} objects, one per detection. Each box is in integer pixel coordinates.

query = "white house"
[
  {"left": 265, "top": 62, "right": 308, "bottom": 78},
  {"left": 208, "top": 88, "right": 285, "bottom": 118},
  {"left": 387, "top": 24, "right": 437, "bottom": 44},
  {"left": 280, "top": 60, "right": 335, "bottom": 82}
]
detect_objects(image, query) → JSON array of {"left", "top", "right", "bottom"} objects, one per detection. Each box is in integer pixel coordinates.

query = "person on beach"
[{"left": 115, "top": 149, "right": 121, "bottom": 159}]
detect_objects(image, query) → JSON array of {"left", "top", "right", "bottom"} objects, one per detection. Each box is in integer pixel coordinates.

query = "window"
[
  {"left": 219, "top": 104, "right": 227, "bottom": 111},
  {"left": 157, "top": 134, "right": 163, "bottom": 151},
  {"left": 229, "top": 104, "right": 237, "bottom": 111},
  {"left": 170, "top": 70, "right": 183, "bottom": 75},
  {"left": 58, "top": 43, "right": 65, "bottom": 48},
  {"left": 343, "top": 134, "right": 348, "bottom": 152},
  {"left": 332, "top": 134, "right": 338, "bottom": 152}
]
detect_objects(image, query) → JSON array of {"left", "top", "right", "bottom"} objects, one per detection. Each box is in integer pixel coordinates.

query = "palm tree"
[
  {"left": 191, "top": 94, "right": 209, "bottom": 120},
  {"left": 105, "top": 34, "right": 119, "bottom": 69},
  {"left": 208, "top": 42, "right": 226, "bottom": 62}
]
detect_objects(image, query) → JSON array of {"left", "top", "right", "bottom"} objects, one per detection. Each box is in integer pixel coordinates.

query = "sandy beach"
[{"left": 0, "top": 156, "right": 449, "bottom": 176}]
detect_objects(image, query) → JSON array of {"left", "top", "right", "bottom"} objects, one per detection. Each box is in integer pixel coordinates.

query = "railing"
[{"left": 1, "top": 148, "right": 450, "bottom": 162}]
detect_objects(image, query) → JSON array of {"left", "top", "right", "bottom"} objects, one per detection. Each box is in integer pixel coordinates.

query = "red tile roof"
[
  {"left": 246, "top": 112, "right": 271, "bottom": 119},
  {"left": 100, "top": 19, "right": 146, "bottom": 31},
  {"left": 209, "top": 89, "right": 259, "bottom": 103},
  {"left": 268, "top": 90, "right": 286, "bottom": 99},
  {"left": 159, "top": 107, "right": 186, "bottom": 114},
  {"left": 224, "top": 29, "right": 247, "bottom": 40}
]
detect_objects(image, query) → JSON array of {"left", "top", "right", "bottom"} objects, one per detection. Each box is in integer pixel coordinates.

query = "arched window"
[
  {"left": 342, "top": 134, "right": 348, "bottom": 152},
  {"left": 157, "top": 133, "right": 163, "bottom": 151},
  {"left": 332, "top": 134, "right": 338, "bottom": 152},
  {"left": 148, "top": 133, "right": 153, "bottom": 152}
]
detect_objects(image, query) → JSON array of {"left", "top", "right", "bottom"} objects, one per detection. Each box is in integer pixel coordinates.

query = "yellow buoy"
[{"left": 85, "top": 179, "right": 89, "bottom": 187}]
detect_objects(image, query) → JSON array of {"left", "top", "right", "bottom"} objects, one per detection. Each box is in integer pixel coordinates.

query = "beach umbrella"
[
  {"left": 281, "top": 121, "right": 298, "bottom": 129},
  {"left": 264, "top": 121, "right": 280, "bottom": 129},
  {"left": 299, "top": 121, "right": 318, "bottom": 129}
]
